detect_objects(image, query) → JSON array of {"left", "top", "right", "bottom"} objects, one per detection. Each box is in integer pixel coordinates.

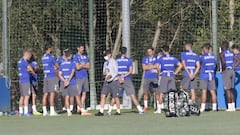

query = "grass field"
[{"left": 0, "top": 110, "right": 240, "bottom": 135}]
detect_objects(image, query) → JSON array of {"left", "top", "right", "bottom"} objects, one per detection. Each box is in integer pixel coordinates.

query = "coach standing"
[
  {"left": 95, "top": 50, "right": 120, "bottom": 116},
  {"left": 41, "top": 44, "right": 58, "bottom": 116},
  {"left": 18, "top": 49, "right": 35, "bottom": 116}
]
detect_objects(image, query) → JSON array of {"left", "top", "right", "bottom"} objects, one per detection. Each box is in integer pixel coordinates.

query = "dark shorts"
[
  {"left": 31, "top": 82, "right": 38, "bottom": 95},
  {"left": 43, "top": 77, "right": 57, "bottom": 93},
  {"left": 159, "top": 76, "right": 176, "bottom": 93},
  {"left": 19, "top": 82, "right": 31, "bottom": 96},
  {"left": 143, "top": 79, "right": 158, "bottom": 92},
  {"left": 180, "top": 77, "right": 197, "bottom": 90},
  {"left": 222, "top": 69, "right": 235, "bottom": 90},
  {"left": 76, "top": 78, "right": 89, "bottom": 92},
  {"left": 118, "top": 80, "right": 135, "bottom": 96},
  {"left": 200, "top": 80, "right": 216, "bottom": 90},
  {"left": 101, "top": 81, "right": 119, "bottom": 98},
  {"left": 61, "top": 85, "right": 79, "bottom": 97}
]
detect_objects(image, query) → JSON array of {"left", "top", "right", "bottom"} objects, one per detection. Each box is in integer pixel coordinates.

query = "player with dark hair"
[
  {"left": 156, "top": 45, "right": 182, "bottom": 113},
  {"left": 107, "top": 47, "right": 144, "bottom": 115},
  {"left": 58, "top": 50, "right": 83, "bottom": 116},
  {"left": 180, "top": 42, "right": 200, "bottom": 103},
  {"left": 95, "top": 50, "right": 120, "bottom": 116},
  {"left": 73, "top": 44, "right": 91, "bottom": 115},
  {"left": 41, "top": 44, "right": 59, "bottom": 116},
  {"left": 199, "top": 43, "right": 217, "bottom": 112},
  {"left": 30, "top": 50, "right": 42, "bottom": 115},
  {"left": 18, "top": 48, "right": 35, "bottom": 116},
  {"left": 220, "top": 41, "right": 240, "bottom": 111},
  {"left": 142, "top": 47, "right": 158, "bottom": 111}
]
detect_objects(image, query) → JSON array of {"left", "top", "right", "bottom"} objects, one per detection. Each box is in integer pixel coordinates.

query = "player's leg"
[
  {"left": 95, "top": 82, "right": 110, "bottom": 116},
  {"left": 223, "top": 70, "right": 234, "bottom": 111},
  {"left": 19, "top": 83, "right": 24, "bottom": 116},
  {"left": 18, "top": 96, "right": 24, "bottom": 116},
  {"left": 111, "top": 81, "right": 121, "bottom": 115},
  {"left": 200, "top": 80, "right": 207, "bottom": 112},
  {"left": 48, "top": 78, "right": 58, "bottom": 116},
  {"left": 156, "top": 77, "right": 169, "bottom": 113},
  {"left": 81, "top": 78, "right": 89, "bottom": 111},
  {"left": 65, "top": 95, "right": 71, "bottom": 116},
  {"left": 209, "top": 90, "right": 217, "bottom": 111},
  {"left": 42, "top": 78, "right": 49, "bottom": 116},
  {"left": 69, "top": 96, "right": 74, "bottom": 112},
  {"left": 23, "top": 95, "right": 30, "bottom": 115},
  {"left": 230, "top": 70, "right": 236, "bottom": 110},
  {"left": 190, "top": 79, "right": 197, "bottom": 103},
  {"left": 124, "top": 80, "right": 144, "bottom": 114},
  {"left": 31, "top": 84, "right": 41, "bottom": 115},
  {"left": 107, "top": 98, "right": 115, "bottom": 115},
  {"left": 143, "top": 79, "right": 150, "bottom": 110}
]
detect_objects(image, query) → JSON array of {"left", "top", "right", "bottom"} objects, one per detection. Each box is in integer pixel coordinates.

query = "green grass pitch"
[{"left": 0, "top": 110, "right": 240, "bottom": 135}]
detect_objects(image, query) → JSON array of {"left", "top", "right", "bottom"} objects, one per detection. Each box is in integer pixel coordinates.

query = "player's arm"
[
  {"left": 193, "top": 61, "right": 200, "bottom": 77},
  {"left": 82, "top": 62, "right": 90, "bottom": 69},
  {"left": 233, "top": 55, "right": 240, "bottom": 69},
  {"left": 174, "top": 62, "right": 182, "bottom": 75},
  {"left": 27, "top": 65, "right": 35, "bottom": 75},
  {"left": 181, "top": 60, "right": 191, "bottom": 76},
  {"left": 76, "top": 63, "right": 83, "bottom": 70},
  {"left": 58, "top": 71, "right": 65, "bottom": 82},
  {"left": 220, "top": 53, "right": 226, "bottom": 71},
  {"left": 122, "top": 66, "right": 133, "bottom": 78}
]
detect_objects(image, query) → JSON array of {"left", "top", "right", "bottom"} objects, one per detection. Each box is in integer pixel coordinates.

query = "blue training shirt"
[
  {"left": 158, "top": 54, "right": 179, "bottom": 77},
  {"left": 142, "top": 55, "right": 158, "bottom": 79},
  {"left": 31, "top": 61, "right": 38, "bottom": 83},
  {"left": 235, "top": 53, "right": 240, "bottom": 72},
  {"left": 18, "top": 58, "right": 31, "bottom": 83},
  {"left": 73, "top": 53, "right": 89, "bottom": 79},
  {"left": 181, "top": 50, "right": 199, "bottom": 78},
  {"left": 42, "top": 53, "right": 57, "bottom": 78},
  {"left": 199, "top": 53, "right": 217, "bottom": 80},
  {"left": 222, "top": 50, "right": 234, "bottom": 69},
  {"left": 56, "top": 56, "right": 65, "bottom": 66},
  {"left": 59, "top": 59, "right": 76, "bottom": 86},
  {"left": 117, "top": 56, "right": 133, "bottom": 80}
]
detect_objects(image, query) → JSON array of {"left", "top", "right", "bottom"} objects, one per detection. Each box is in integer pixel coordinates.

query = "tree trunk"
[
  {"left": 112, "top": 22, "right": 122, "bottom": 58},
  {"left": 106, "top": 0, "right": 112, "bottom": 49}
]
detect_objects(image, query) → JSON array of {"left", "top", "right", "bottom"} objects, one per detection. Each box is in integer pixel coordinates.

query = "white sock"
[
  {"left": 232, "top": 102, "right": 235, "bottom": 109},
  {"left": 77, "top": 106, "right": 80, "bottom": 111},
  {"left": 81, "top": 108, "right": 86, "bottom": 113},
  {"left": 201, "top": 103, "right": 206, "bottom": 111},
  {"left": 24, "top": 106, "right": 28, "bottom": 114},
  {"left": 228, "top": 103, "right": 232, "bottom": 109},
  {"left": 156, "top": 101, "right": 160, "bottom": 108},
  {"left": 50, "top": 106, "right": 55, "bottom": 113},
  {"left": 144, "top": 100, "right": 148, "bottom": 108},
  {"left": 19, "top": 106, "right": 23, "bottom": 114},
  {"left": 212, "top": 103, "right": 217, "bottom": 111},
  {"left": 62, "top": 107, "right": 66, "bottom": 111},
  {"left": 100, "top": 108, "right": 104, "bottom": 113},
  {"left": 108, "top": 106, "right": 113, "bottom": 113},
  {"left": 70, "top": 105, "right": 74, "bottom": 111},
  {"left": 160, "top": 103, "right": 164, "bottom": 109},
  {"left": 32, "top": 105, "right": 37, "bottom": 112},
  {"left": 67, "top": 109, "right": 71, "bottom": 113},
  {"left": 43, "top": 106, "right": 47, "bottom": 114},
  {"left": 137, "top": 105, "right": 143, "bottom": 112},
  {"left": 117, "top": 109, "right": 120, "bottom": 113}
]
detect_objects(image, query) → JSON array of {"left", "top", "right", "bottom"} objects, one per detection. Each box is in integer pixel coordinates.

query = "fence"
[{"left": 1, "top": 0, "right": 240, "bottom": 110}]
